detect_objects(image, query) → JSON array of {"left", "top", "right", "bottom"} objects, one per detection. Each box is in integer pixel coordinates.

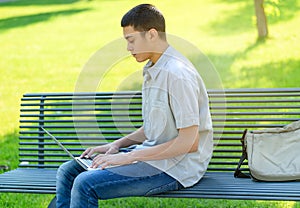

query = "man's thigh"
[{"left": 73, "top": 162, "right": 182, "bottom": 199}]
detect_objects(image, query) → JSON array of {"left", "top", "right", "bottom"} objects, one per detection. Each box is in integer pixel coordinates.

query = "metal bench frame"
[{"left": 0, "top": 88, "right": 299, "bottom": 201}]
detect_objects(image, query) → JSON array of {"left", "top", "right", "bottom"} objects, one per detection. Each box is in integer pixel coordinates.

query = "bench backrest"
[{"left": 19, "top": 88, "right": 300, "bottom": 171}]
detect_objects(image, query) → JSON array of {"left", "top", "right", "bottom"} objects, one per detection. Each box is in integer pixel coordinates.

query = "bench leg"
[{"left": 48, "top": 196, "right": 56, "bottom": 208}]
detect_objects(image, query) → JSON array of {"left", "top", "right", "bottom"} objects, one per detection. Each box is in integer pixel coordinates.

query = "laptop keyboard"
[{"left": 81, "top": 158, "right": 93, "bottom": 166}]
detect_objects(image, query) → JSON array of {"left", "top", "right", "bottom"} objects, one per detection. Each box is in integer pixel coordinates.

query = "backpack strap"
[{"left": 234, "top": 129, "right": 250, "bottom": 178}]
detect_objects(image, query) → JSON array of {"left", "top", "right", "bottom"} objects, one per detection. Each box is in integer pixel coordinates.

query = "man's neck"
[{"left": 149, "top": 41, "right": 169, "bottom": 64}]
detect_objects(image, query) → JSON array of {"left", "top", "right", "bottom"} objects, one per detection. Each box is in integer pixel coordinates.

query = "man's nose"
[{"left": 127, "top": 44, "right": 133, "bottom": 52}]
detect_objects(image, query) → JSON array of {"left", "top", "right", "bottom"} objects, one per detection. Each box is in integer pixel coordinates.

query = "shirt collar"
[{"left": 143, "top": 46, "right": 174, "bottom": 80}]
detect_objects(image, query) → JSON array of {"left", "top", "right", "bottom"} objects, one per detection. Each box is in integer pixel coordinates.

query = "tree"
[{"left": 254, "top": 0, "right": 269, "bottom": 39}]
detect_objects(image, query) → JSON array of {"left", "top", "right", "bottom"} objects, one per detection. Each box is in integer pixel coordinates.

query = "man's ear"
[{"left": 147, "top": 28, "right": 159, "bottom": 41}]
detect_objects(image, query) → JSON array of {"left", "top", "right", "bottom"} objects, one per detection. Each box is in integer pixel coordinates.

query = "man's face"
[{"left": 123, "top": 26, "right": 152, "bottom": 63}]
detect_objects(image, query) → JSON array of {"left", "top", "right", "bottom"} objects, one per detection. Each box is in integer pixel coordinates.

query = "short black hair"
[{"left": 121, "top": 4, "right": 166, "bottom": 39}]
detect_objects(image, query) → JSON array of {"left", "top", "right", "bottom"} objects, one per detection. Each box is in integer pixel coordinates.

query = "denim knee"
[
  {"left": 57, "top": 160, "right": 76, "bottom": 180},
  {"left": 71, "top": 172, "right": 99, "bottom": 207},
  {"left": 57, "top": 160, "right": 67, "bottom": 173},
  {"left": 72, "top": 172, "right": 91, "bottom": 195}
]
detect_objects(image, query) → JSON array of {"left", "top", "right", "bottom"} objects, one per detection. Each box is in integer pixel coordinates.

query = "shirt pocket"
[{"left": 144, "top": 101, "right": 168, "bottom": 141}]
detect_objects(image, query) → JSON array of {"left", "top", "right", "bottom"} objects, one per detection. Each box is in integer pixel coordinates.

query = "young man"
[{"left": 56, "top": 4, "right": 213, "bottom": 208}]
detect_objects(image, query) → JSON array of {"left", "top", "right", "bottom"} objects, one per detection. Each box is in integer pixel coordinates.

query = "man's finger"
[{"left": 80, "top": 148, "right": 91, "bottom": 158}]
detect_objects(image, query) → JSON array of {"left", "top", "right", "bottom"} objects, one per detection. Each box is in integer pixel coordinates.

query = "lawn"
[{"left": 0, "top": 0, "right": 299, "bottom": 207}]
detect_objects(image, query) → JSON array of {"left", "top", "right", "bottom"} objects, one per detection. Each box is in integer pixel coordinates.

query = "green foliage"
[
  {"left": 265, "top": 0, "right": 300, "bottom": 23},
  {"left": 0, "top": 0, "right": 299, "bottom": 207},
  {"left": 265, "top": 0, "right": 281, "bottom": 17}
]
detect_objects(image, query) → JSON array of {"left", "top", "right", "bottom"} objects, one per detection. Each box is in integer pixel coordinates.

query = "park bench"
[{"left": 0, "top": 88, "right": 299, "bottom": 203}]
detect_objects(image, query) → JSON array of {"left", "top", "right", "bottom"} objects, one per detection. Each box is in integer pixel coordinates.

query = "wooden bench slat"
[{"left": 156, "top": 172, "right": 300, "bottom": 201}]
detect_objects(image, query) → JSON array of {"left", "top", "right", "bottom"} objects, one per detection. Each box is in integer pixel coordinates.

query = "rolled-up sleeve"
[{"left": 168, "top": 78, "right": 200, "bottom": 129}]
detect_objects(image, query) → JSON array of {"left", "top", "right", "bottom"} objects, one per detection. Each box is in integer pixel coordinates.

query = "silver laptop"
[{"left": 41, "top": 127, "right": 96, "bottom": 171}]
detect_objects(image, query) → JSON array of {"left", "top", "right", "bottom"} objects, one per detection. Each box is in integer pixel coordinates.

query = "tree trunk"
[{"left": 254, "top": 0, "right": 268, "bottom": 39}]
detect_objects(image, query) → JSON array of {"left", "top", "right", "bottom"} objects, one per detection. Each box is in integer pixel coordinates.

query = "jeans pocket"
[{"left": 145, "top": 180, "right": 182, "bottom": 196}]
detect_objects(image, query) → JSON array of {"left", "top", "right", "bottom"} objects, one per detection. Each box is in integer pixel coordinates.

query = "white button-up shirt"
[{"left": 136, "top": 46, "right": 213, "bottom": 187}]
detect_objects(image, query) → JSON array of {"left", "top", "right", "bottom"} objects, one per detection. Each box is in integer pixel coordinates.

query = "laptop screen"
[{"left": 41, "top": 127, "right": 76, "bottom": 160}]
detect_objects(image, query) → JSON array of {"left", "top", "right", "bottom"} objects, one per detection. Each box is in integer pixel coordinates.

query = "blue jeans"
[{"left": 56, "top": 160, "right": 183, "bottom": 208}]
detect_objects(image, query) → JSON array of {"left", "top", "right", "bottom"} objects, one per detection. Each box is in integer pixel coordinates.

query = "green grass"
[{"left": 0, "top": 0, "right": 299, "bottom": 207}]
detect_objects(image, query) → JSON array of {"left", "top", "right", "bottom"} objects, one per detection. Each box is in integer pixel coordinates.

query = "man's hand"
[
  {"left": 80, "top": 127, "right": 146, "bottom": 160},
  {"left": 80, "top": 143, "right": 119, "bottom": 159},
  {"left": 79, "top": 127, "right": 146, "bottom": 168},
  {"left": 91, "top": 153, "right": 136, "bottom": 169}
]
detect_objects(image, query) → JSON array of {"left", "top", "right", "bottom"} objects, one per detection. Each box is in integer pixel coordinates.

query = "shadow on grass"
[
  {"left": 232, "top": 58, "right": 300, "bottom": 88},
  {"left": 206, "top": 37, "right": 300, "bottom": 88},
  {"left": 206, "top": 0, "right": 300, "bottom": 36},
  {"left": 206, "top": 1, "right": 253, "bottom": 36},
  {"left": 210, "top": 50, "right": 300, "bottom": 88},
  {"left": 207, "top": 40, "right": 264, "bottom": 85},
  {"left": 0, "top": 131, "right": 19, "bottom": 172},
  {"left": 0, "top": 8, "right": 90, "bottom": 31}
]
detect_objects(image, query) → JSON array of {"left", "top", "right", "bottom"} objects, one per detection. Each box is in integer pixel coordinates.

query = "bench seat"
[{"left": 1, "top": 169, "right": 299, "bottom": 201}]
